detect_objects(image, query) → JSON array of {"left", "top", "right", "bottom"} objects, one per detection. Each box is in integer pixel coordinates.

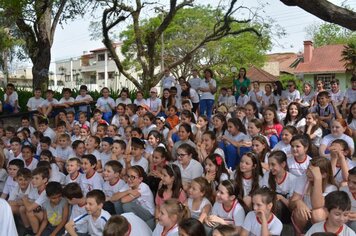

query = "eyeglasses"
[
  {"left": 176, "top": 153, "right": 188, "bottom": 158},
  {"left": 150, "top": 91, "right": 156, "bottom": 94},
  {"left": 127, "top": 175, "right": 138, "bottom": 180}
]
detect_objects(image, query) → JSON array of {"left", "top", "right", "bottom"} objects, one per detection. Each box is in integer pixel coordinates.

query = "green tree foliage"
[
  {"left": 306, "top": 23, "right": 356, "bottom": 47},
  {"left": 0, "top": 0, "right": 92, "bottom": 90},
  {"left": 119, "top": 6, "right": 271, "bottom": 81},
  {"left": 341, "top": 42, "right": 356, "bottom": 76},
  {"left": 100, "top": 0, "right": 267, "bottom": 91}
]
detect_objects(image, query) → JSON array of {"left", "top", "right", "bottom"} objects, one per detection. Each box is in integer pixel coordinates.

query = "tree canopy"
[
  {"left": 119, "top": 5, "right": 271, "bottom": 81},
  {"left": 99, "top": 0, "right": 267, "bottom": 91}
]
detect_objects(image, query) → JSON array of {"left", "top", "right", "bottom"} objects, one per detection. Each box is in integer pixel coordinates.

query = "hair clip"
[{"left": 216, "top": 156, "right": 223, "bottom": 166}]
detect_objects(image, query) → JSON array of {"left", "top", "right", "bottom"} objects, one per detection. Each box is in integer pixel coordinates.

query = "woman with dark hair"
[
  {"left": 272, "top": 81, "right": 284, "bottom": 108},
  {"left": 160, "top": 88, "right": 175, "bottom": 117},
  {"left": 233, "top": 67, "right": 251, "bottom": 100},
  {"left": 181, "top": 81, "right": 199, "bottom": 113},
  {"left": 198, "top": 68, "right": 217, "bottom": 121}
]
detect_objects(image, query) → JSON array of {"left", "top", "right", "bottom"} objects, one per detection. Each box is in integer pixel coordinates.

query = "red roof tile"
[
  {"left": 295, "top": 44, "right": 346, "bottom": 73},
  {"left": 90, "top": 42, "right": 122, "bottom": 53},
  {"left": 267, "top": 53, "right": 298, "bottom": 74},
  {"left": 247, "top": 66, "right": 277, "bottom": 82}
]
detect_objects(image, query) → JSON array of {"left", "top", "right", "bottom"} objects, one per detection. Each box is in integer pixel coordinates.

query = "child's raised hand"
[
  {"left": 256, "top": 209, "right": 267, "bottom": 223},
  {"left": 124, "top": 154, "right": 131, "bottom": 164},
  {"left": 308, "top": 165, "right": 322, "bottom": 180}
]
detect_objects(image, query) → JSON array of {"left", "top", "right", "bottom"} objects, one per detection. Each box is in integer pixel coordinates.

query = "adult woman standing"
[
  {"left": 198, "top": 68, "right": 217, "bottom": 121},
  {"left": 233, "top": 67, "right": 251, "bottom": 100}
]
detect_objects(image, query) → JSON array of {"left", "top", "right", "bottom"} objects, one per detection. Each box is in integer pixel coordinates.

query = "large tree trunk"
[{"left": 31, "top": 42, "right": 51, "bottom": 90}]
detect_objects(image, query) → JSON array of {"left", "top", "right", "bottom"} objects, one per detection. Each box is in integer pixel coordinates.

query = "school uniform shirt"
[
  {"left": 272, "top": 142, "right": 291, "bottom": 157},
  {"left": 17, "top": 126, "right": 36, "bottom": 135},
  {"left": 187, "top": 197, "right": 212, "bottom": 219},
  {"left": 146, "top": 97, "right": 162, "bottom": 113},
  {"left": 43, "top": 127, "right": 57, "bottom": 143},
  {"left": 8, "top": 183, "right": 33, "bottom": 201},
  {"left": 242, "top": 211, "right": 283, "bottom": 236},
  {"left": 100, "top": 151, "right": 112, "bottom": 168},
  {"left": 321, "top": 134, "right": 355, "bottom": 155},
  {"left": 131, "top": 156, "right": 149, "bottom": 173},
  {"left": 248, "top": 90, "right": 264, "bottom": 108},
  {"left": 2, "top": 176, "right": 18, "bottom": 196},
  {"left": 344, "top": 88, "right": 356, "bottom": 104},
  {"left": 287, "top": 155, "right": 311, "bottom": 177},
  {"left": 0, "top": 198, "right": 18, "bottom": 236},
  {"left": 65, "top": 172, "right": 83, "bottom": 185},
  {"left": 199, "top": 79, "right": 217, "bottom": 100},
  {"left": 121, "top": 212, "right": 153, "bottom": 236},
  {"left": 301, "top": 92, "right": 315, "bottom": 107},
  {"left": 73, "top": 209, "right": 111, "bottom": 236},
  {"left": 85, "top": 149, "right": 102, "bottom": 162},
  {"left": 24, "top": 157, "right": 38, "bottom": 171},
  {"left": 59, "top": 97, "right": 75, "bottom": 113},
  {"left": 285, "top": 118, "right": 306, "bottom": 132},
  {"left": 0, "top": 168, "right": 7, "bottom": 193},
  {"left": 111, "top": 114, "right": 120, "bottom": 128},
  {"left": 71, "top": 135, "right": 81, "bottom": 143},
  {"left": 282, "top": 89, "right": 301, "bottom": 103},
  {"left": 171, "top": 139, "right": 196, "bottom": 161},
  {"left": 277, "top": 110, "right": 287, "bottom": 122},
  {"left": 39, "top": 98, "right": 59, "bottom": 108},
  {"left": 6, "top": 151, "right": 23, "bottom": 163},
  {"left": 174, "top": 159, "right": 204, "bottom": 184},
  {"left": 261, "top": 171, "right": 297, "bottom": 199},
  {"left": 80, "top": 171, "right": 104, "bottom": 196},
  {"left": 212, "top": 199, "right": 245, "bottom": 226},
  {"left": 237, "top": 94, "right": 250, "bottom": 107},
  {"left": 28, "top": 188, "right": 47, "bottom": 207},
  {"left": 4, "top": 91, "right": 19, "bottom": 107},
  {"left": 50, "top": 170, "right": 66, "bottom": 185},
  {"left": 305, "top": 221, "right": 356, "bottom": 236},
  {"left": 96, "top": 97, "right": 115, "bottom": 113},
  {"left": 142, "top": 124, "right": 157, "bottom": 137},
  {"left": 152, "top": 223, "right": 179, "bottom": 236},
  {"left": 103, "top": 179, "right": 127, "bottom": 198},
  {"left": 75, "top": 94, "right": 93, "bottom": 112},
  {"left": 69, "top": 203, "right": 87, "bottom": 233},
  {"left": 224, "top": 131, "right": 247, "bottom": 144},
  {"left": 27, "top": 97, "right": 44, "bottom": 111},
  {"left": 162, "top": 75, "right": 176, "bottom": 89},
  {"left": 115, "top": 97, "right": 132, "bottom": 106},
  {"left": 55, "top": 146, "right": 73, "bottom": 162},
  {"left": 294, "top": 175, "right": 337, "bottom": 209},
  {"left": 134, "top": 98, "right": 147, "bottom": 106},
  {"left": 332, "top": 158, "right": 356, "bottom": 186},
  {"left": 340, "top": 186, "right": 356, "bottom": 212},
  {"left": 329, "top": 90, "right": 345, "bottom": 106},
  {"left": 135, "top": 182, "right": 155, "bottom": 215}
]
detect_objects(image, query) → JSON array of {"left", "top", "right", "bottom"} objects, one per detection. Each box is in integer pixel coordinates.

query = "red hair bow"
[{"left": 216, "top": 156, "right": 222, "bottom": 166}]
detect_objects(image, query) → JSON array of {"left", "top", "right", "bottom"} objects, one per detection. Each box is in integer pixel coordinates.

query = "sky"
[{"left": 44, "top": 0, "right": 356, "bottom": 65}]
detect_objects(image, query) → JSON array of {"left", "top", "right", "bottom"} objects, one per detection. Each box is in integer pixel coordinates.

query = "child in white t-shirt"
[
  {"left": 305, "top": 191, "right": 356, "bottom": 236},
  {"left": 65, "top": 190, "right": 111, "bottom": 236},
  {"left": 65, "top": 158, "right": 82, "bottom": 185},
  {"left": 102, "top": 160, "right": 127, "bottom": 202},
  {"left": 1, "top": 159, "right": 24, "bottom": 199},
  {"left": 3, "top": 83, "right": 19, "bottom": 113},
  {"left": 103, "top": 213, "right": 152, "bottom": 236},
  {"left": 80, "top": 154, "right": 104, "bottom": 196},
  {"left": 240, "top": 187, "right": 283, "bottom": 236}
]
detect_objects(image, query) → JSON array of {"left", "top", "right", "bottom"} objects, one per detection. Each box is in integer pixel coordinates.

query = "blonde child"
[
  {"left": 110, "top": 140, "right": 126, "bottom": 167},
  {"left": 64, "top": 157, "right": 82, "bottom": 185},
  {"left": 240, "top": 187, "right": 283, "bottom": 236},
  {"left": 185, "top": 177, "right": 213, "bottom": 222},
  {"left": 152, "top": 199, "right": 190, "bottom": 236}
]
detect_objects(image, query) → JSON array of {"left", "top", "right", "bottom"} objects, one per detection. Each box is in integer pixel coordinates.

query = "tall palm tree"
[{"left": 341, "top": 42, "right": 356, "bottom": 76}]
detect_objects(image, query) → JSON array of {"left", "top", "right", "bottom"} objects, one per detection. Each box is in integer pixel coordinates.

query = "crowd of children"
[{"left": 1, "top": 73, "right": 356, "bottom": 236}]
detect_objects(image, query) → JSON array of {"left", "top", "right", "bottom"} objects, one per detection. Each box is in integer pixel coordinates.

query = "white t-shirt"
[
  {"left": 187, "top": 197, "right": 212, "bottom": 219},
  {"left": 80, "top": 172, "right": 104, "bottom": 196},
  {"left": 4, "top": 91, "right": 19, "bottom": 107},
  {"left": 55, "top": 146, "right": 73, "bottom": 161},
  {"left": 248, "top": 90, "right": 264, "bottom": 108},
  {"left": 115, "top": 97, "right": 132, "bottom": 105},
  {"left": 59, "top": 97, "right": 75, "bottom": 112},
  {"left": 242, "top": 211, "right": 283, "bottom": 236},
  {"left": 28, "top": 188, "right": 47, "bottom": 207},
  {"left": 27, "top": 97, "right": 44, "bottom": 111},
  {"left": 103, "top": 179, "right": 127, "bottom": 198},
  {"left": 135, "top": 182, "right": 155, "bottom": 215},
  {"left": 2, "top": 176, "right": 18, "bottom": 195},
  {"left": 8, "top": 183, "right": 34, "bottom": 201},
  {"left": 261, "top": 171, "right": 297, "bottom": 199},
  {"left": 188, "top": 77, "right": 201, "bottom": 91},
  {"left": 344, "top": 88, "right": 356, "bottom": 104},
  {"left": 199, "top": 79, "right": 217, "bottom": 100},
  {"left": 305, "top": 221, "right": 356, "bottom": 236},
  {"left": 24, "top": 157, "right": 38, "bottom": 171},
  {"left": 69, "top": 203, "right": 87, "bottom": 233},
  {"left": 73, "top": 209, "right": 111, "bottom": 236},
  {"left": 75, "top": 94, "right": 93, "bottom": 112},
  {"left": 212, "top": 200, "right": 245, "bottom": 226},
  {"left": 65, "top": 172, "right": 83, "bottom": 185},
  {"left": 272, "top": 142, "right": 292, "bottom": 158},
  {"left": 282, "top": 89, "right": 301, "bottom": 103},
  {"left": 122, "top": 212, "right": 153, "bottom": 236},
  {"left": 285, "top": 118, "right": 306, "bottom": 132},
  {"left": 131, "top": 156, "right": 149, "bottom": 173},
  {"left": 39, "top": 98, "right": 59, "bottom": 108},
  {"left": 301, "top": 92, "right": 315, "bottom": 107},
  {"left": 162, "top": 75, "right": 176, "bottom": 89},
  {"left": 287, "top": 155, "right": 311, "bottom": 177},
  {"left": 96, "top": 97, "right": 115, "bottom": 113},
  {"left": 174, "top": 159, "right": 204, "bottom": 184},
  {"left": 134, "top": 98, "right": 147, "bottom": 106},
  {"left": 43, "top": 127, "right": 57, "bottom": 143},
  {"left": 237, "top": 94, "right": 250, "bottom": 107},
  {"left": 0, "top": 199, "right": 18, "bottom": 236},
  {"left": 152, "top": 223, "right": 178, "bottom": 236},
  {"left": 332, "top": 158, "right": 356, "bottom": 186},
  {"left": 146, "top": 97, "right": 162, "bottom": 112},
  {"left": 329, "top": 89, "right": 345, "bottom": 106}
]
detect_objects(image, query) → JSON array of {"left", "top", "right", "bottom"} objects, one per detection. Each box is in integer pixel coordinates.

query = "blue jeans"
[
  {"left": 199, "top": 99, "right": 214, "bottom": 120},
  {"left": 3, "top": 103, "right": 14, "bottom": 113}
]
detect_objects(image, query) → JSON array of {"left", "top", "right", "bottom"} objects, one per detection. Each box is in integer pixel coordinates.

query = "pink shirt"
[{"left": 155, "top": 189, "right": 186, "bottom": 206}]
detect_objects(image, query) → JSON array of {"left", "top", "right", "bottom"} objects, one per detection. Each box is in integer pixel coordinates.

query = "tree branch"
[
  {"left": 50, "top": 0, "right": 68, "bottom": 45},
  {"left": 280, "top": 0, "right": 356, "bottom": 30}
]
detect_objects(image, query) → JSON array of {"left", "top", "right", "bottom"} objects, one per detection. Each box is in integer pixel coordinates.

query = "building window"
[
  {"left": 315, "top": 74, "right": 334, "bottom": 90},
  {"left": 98, "top": 72, "right": 105, "bottom": 80},
  {"left": 65, "top": 75, "right": 71, "bottom": 82},
  {"left": 98, "top": 53, "right": 105, "bottom": 61},
  {"left": 84, "top": 75, "right": 96, "bottom": 84}
]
